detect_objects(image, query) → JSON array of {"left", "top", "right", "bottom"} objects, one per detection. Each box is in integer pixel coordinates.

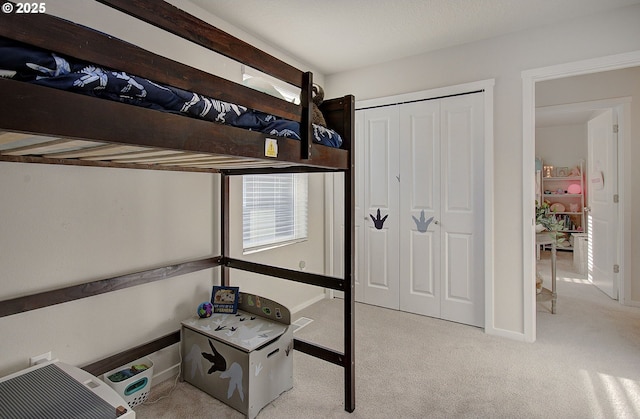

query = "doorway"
[
  {"left": 535, "top": 98, "right": 630, "bottom": 300},
  {"left": 522, "top": 53, "right": 640, "bottom": 342}
]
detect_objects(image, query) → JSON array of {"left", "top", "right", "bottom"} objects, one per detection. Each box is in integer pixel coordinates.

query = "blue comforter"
[{"left": 0, "top": 37, "right": 342, "bottom": 148}]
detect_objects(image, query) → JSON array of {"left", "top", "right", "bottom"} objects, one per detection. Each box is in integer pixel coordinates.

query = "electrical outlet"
[{"left": 29, "top": 351, "right": 52, "bottom": 366}]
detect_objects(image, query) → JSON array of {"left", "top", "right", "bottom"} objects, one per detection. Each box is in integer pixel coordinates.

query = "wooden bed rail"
[
  {"left": 95, "top": 0, "right": 304, "bottom": 88},
  {"left": 0, "top": 2, "right": 300, "bottom": 122},
  {"left": 96, "top": 0, "right": 317, "bottom": 162},
  {"left": 224, "top": 258, "right": 346, "bottom": 291},
  {"left": 0, "top": 257, "right": 221, "bottom": 318},
  {"left": 82, "top": 331, "right": 181, "bottom": 377}
]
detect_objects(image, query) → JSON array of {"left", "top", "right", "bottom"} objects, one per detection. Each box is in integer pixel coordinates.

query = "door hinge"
[
  {"left": 614, "top": 264, "right": 620, "bottom": 274},
  {"left": 613, "top": 124, "right": 619, "bottom": 134},
  {"left": 613, "top": 194, "right": 619, "bottom": 203}
]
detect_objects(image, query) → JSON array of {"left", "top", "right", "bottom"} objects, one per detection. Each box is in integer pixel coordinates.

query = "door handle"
[{"left": 584, "top": 206, "right": 591, "bottom": 213}]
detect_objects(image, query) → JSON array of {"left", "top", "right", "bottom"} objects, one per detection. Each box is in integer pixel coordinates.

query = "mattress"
[{"left": 0, "top": 37, "right": 342, "bottom": 148}]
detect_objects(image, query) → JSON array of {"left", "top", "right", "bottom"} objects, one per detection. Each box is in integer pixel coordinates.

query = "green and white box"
[{"left": 103, "top": 357, "right": 153, "bottom": 409}]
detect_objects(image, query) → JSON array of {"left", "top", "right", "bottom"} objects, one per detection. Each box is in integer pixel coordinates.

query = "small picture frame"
[
  {"left": 211, "top": 285, "right": 240, "bottom": 314},
  {"left": 556, "top": 167, "right": 569, "bottom": 177},
  {"left": 543, "top": 165, "right": 554, "bottom": 178}
]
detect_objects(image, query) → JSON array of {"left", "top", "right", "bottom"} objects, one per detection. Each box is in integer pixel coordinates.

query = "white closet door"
[
  {"left": 354, "top": 111, "right": 365, "bottom": 301},
  {"left": 439, "top": 93, "right": 484, "bottom": 327},
  {"left": 361, "top": 106, "right": 400, "bottom": 310},
  {"left": 399, "top": 100, "right": 441, "bottom": 317},
  {"left": 354, "top": 91, "right": 484, "bottom": 328}
]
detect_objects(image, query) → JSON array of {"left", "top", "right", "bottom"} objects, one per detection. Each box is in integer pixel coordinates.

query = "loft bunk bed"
[{"left": 0, "top": 0, "right": 355, "bottom": 414}]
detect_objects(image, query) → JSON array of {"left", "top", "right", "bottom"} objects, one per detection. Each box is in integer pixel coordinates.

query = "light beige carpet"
[{"left": 135, "top": 251, "right": 640, "bottom": 418}]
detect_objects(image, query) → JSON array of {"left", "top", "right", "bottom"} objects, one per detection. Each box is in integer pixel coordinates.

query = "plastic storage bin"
[
  {"left": 572, "top": 233, "right": 588, "bottom": 274},
  {"left": 103, "top": 357, "right": 153, "bottom": 408}
]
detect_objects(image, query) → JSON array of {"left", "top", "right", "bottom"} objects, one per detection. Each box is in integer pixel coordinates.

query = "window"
[{"left": 242, "top": 173, "right": 308, "bottom": 252}]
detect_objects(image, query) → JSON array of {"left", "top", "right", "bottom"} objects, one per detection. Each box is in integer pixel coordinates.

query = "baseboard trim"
[
  {"left": 151, "top": 363, "right": 180, "bottom": 387},
  {"left": 290, "top": 292, "right": 327, "bottom": 314},
  {"left": 485, "top": 325, "right": 530, "bottom": 342}
]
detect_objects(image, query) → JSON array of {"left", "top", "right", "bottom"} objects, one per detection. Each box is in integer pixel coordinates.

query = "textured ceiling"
[{"left": 187, "top": 0, "right": 640, "bottom": 75}]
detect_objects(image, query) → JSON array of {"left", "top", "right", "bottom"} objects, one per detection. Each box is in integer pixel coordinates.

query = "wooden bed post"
[
  {"left": 301, "top": 72, "right": 314, "bottom": 160},
  {"left": 221, "top": 172, "right": 230, "bottom": 287},
  {"left": 343, "top": 95, "right": 356, "bottom": 413}
]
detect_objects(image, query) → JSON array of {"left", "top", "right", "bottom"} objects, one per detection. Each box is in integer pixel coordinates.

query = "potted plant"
[{"left": 535, "top": 200, "right": 566, "bottom": 246}]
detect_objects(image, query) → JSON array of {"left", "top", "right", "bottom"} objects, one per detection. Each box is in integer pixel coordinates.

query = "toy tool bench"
[{"left": 181, "top": 293, "right": 293, "bottom": 419}]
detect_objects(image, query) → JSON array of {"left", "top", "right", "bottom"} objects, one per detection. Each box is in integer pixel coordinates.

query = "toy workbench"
[{"left": 181, "top": 293, "right": 293, "bottom": 419}]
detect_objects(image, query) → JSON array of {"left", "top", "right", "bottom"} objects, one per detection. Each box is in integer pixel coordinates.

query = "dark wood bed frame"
[{"left": 0, "top": 0, "right": 355, "bottom": 413}]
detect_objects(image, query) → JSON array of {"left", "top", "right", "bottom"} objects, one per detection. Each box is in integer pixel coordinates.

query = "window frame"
[{"left": 242, "top": 173, "right": 309, "bottom": 254}]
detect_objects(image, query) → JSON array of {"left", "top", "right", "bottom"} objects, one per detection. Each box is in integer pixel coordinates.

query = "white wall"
[
  {"left": 536, "top": 124, "right": 587, "bottom": 168},
  {"left": 0, "top": 0, "right": 327, "bottom": 378},
  {"left": 325, "top": 3, "right": 640, "bottom": 336},
  {"left": 0, "top": 164, "right": 215, "bottom": 378}
]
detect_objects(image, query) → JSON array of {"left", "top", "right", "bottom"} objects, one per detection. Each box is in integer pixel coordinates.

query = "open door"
[{"left": 586, "top": 109, "right": 618, "bottom": 299}]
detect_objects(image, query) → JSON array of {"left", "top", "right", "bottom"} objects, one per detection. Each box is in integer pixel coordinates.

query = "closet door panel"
[
  {"left": 361, "top": 107, "right": 400, "bottom": 310},
  {"left": 439, "top": 93, "right": 484, "bottom": 327},
  {"left": 408, "top": 231, "right": 436, "bottom": 295},
  {"left": 444, "top": 232, "right": 473, "bottom": 302},
  {"left": 399, "top": 101, "right": 440, "bottom": 316},
  {"left": 442, "top": 101, "right": 474, "bottom": 216}
]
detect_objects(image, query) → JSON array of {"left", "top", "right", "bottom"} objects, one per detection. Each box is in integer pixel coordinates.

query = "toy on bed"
[{"left": 310, "top": 84, "right": 328, "bottom": 128}]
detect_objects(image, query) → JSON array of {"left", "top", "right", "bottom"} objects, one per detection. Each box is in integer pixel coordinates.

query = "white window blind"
[{"left": 242, "top": 173, "right": 308, "bottom": 252}]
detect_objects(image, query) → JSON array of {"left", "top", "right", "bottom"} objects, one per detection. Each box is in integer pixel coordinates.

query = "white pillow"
[{"left": 243, "top": 77, "right": 285, "bottom": 100}]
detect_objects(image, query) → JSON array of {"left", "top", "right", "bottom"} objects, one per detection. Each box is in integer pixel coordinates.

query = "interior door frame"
[{"left": 521, "top": 51, "right": 640, "bottom": 343}]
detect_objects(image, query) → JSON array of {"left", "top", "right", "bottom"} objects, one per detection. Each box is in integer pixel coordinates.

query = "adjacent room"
[{"left": 1, "top": 0, "right": 640, "bottom": 418}]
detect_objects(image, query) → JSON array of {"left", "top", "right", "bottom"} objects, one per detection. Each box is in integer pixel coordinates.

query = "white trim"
[
  {"left": 522, "top": 74, "right": 536, "bottom": 343},
  {"left": 487, "top": 326, "right": 531, "bottom": 342},
  {"left": 289, "top": 292, "right": 327, "bottom": 314},
  {"left": 242, "top": 237, "right": 308, "bottom": 255},
  {"left": 356, "top": 79, "right": 493, "bottom": 110},
  {"left": 618, "top": 101, "right": 632, "bottom": 306},
  {"left": 482, "top": 82, "right": 498, "bottom": 337},
  {"left": 536, "top": 97, "right": 631, "bottom": 117},
  {"left": 521, "top": 50, "right": 640, "bottom": 343},
  {"left": 151, "top": 363, "right": 180, "bottom": 387}
]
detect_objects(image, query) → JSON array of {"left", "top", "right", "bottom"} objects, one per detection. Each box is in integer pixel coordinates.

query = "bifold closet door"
[
  {"left": 398, "top": 100, "right": 441, "bottom": 318},
  {"left": 356, "top": 92, "right": 484, "bottom": 327},
  {"left": 360, "top": 106, "right": 400, "bottom": 310},
  {"left": 398, "top": 93, "right": 484, "bottom": 327}
]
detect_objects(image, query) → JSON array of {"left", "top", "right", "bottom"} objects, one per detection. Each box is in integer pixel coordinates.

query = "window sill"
[{"left": 242, "top": 238, "right": 308, "bottom": 255}]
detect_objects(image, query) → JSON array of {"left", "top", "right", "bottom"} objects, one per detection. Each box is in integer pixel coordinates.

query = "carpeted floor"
[{"left": 135, "top": 250, "right": 640, "bottom": 418}]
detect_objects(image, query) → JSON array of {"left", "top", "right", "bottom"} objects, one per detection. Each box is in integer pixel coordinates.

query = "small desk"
[{"left": 536, "top": 232, "right": 557, "bottom": 314}]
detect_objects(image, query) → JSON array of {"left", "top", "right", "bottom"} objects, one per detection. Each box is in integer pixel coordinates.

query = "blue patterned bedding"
[{"left": 0, "top": 37, "right": 342, "bottom": 148}]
